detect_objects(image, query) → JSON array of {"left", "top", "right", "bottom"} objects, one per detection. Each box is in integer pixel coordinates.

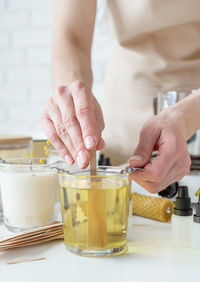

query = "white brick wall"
[
  {"left": 0, "top": 86, "right": 28, "bottom": 104},
  {"left": 12, "top": 29, "right": 52, "bottom": 47},
  {"left": 0, "top": 31, "right": 10, "bottom": 48},
  {"left": 0, "top": 0, "right": 4, "bottom": 10},
  {"left": 8, "top": 0, "right": 53, "bottom": 10},
  {"left": 0, "top": 0, "right": 111, "bottom": 138},
  {"left": 7, "top": 67, "right": 51, "bottom": 84},
  {"left": 0, "top": 69, "right": 4, "bottom": 83},
  {"left": 26, "top": 48, "right": 52, "bottom": 65},
  {"left": 0, "top": 50, "right": 25, "bottom": 66},
  {"left": 0, "top": 11, "right": 29, "bottom": 29},
  {"left": 30, "top": 10, "right": 52, "bottom": 28}
]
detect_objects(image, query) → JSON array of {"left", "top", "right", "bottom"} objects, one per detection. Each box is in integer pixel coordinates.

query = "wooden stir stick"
[
  {"left": 88, "top": 149, "right": 107, "bottom": 248},
  {"left": 6, "top": 257, "right": 46, "bottom": 265},
  {"left": 90, "top": 149, "right": 97, "bottom": 177}
]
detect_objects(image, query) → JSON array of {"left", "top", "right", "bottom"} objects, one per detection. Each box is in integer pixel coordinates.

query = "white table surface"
[{"left": 0, "top": 216, "right": 199, "bottom": 282}]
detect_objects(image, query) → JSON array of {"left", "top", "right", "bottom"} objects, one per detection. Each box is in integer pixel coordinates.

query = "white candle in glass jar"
[
  {"left": 0, "top": 159, "right": 59, "bottom": 231},
  {"left": 0, "top": 135, "right": 32, "bottom": 218}
]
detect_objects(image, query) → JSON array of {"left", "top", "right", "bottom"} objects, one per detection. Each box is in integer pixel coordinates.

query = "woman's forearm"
[
  {"left": 52, "top": 0, "right": 96, "bottom": 89},
  {"left": 180, "top": 89, "right": 200, "bottom": 139},
  {"left": 163, "top": 89, "right": 200, "bottom": 140},
  {"left": 52, "top": 40, "right": 93, "bottom": 88}
]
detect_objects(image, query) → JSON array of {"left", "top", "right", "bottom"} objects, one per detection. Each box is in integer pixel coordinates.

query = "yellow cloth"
[{"left": 102, "top": 0, "right": 200, "bottom": 164}]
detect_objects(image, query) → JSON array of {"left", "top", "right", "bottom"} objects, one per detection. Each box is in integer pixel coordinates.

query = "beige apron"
[{"left": 102, "top": 0, "right": 200, "bottom": 165}]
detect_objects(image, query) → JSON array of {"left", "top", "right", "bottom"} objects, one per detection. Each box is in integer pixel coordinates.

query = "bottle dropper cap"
[
  {"left": 194, "top": 194, "right": 200, "bottom": 223},
  {"left": 174, "top": 186, "right": 193, "bottom": 216},
  {"left": 103, "top": 157, "right": 111, "bottom": 166},
  {"left": 98, "top": 154, "right": 104, "bottom": 165},
  {"left": 158, "top": 182, "right": 179, "bottom": 198}
]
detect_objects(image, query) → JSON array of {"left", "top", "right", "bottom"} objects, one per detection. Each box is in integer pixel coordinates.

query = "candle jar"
[
  {"left": 59, "top": 166, "right": 131, "bottom": 257},
  {"left": 0, "top": 135, "right": 32, "bottom": 160},
  {"left": 0, "top": 135, "right": 32, "bottom": 218},
  {"left": 0, "top": 158, "right": 59, "bottom": 232}
]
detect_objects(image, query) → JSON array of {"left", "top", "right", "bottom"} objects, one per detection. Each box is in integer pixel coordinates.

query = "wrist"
[
  {"left": 161, "top": 105, "right": 187, "bottom": 140},
  {"left": 52, "top": 49, "right": 92, "bottom": 88},
  {"left": 161, "top": 89, "right": 200, "bottom": 141}
]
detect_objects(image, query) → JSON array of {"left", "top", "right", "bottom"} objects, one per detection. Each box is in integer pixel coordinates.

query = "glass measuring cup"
[{"left": 58, "top": 166, "right": 131, "bottom": 257}]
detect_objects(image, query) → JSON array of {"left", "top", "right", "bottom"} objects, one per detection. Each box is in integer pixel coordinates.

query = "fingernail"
[
  {"left": 64, "top": 154, "right": 73, "bottom": 165},
  {"left": 76, "top": 150, "right": 87, "bottom": 167},
  {"left": 129, "top": 155, "right": 143, "bottom": 162},
  {"left": 85, "top": 136, "right": 95, "bottom": 149}
]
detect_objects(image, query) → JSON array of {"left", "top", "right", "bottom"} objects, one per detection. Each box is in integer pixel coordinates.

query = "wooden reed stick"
[
  {"left": 0, "top": 222, "right": 64, "bottom": 251},
  {"left": 0, "top": 230, "right": 63, "bottom": 247},
  {"left": 88, "top": 149, "right": 107, "bottom": 248},
  {"left": 6, "top": 257, "right": 46, "bottom": 265},
  {"left": 0, "top": 235, "right": 63, "bottom": 251},
  {"left": 0, "top": 223, "right": 63, "bottom": 243},
  {"left": 0, "top": 222, "right": 62, "bottom": 243}
]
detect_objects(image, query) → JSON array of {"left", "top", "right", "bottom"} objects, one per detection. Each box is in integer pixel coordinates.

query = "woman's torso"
[{"left": 102, "top": 0, "right": 200, "bottom": 165}]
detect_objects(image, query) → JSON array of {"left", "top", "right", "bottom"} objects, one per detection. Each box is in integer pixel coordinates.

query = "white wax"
[
  {"left": 0, "top": 148, "right": 31, "bottom": 213},
  {"left": 0, "top": 170, "right": 59, "bottom": 229}
]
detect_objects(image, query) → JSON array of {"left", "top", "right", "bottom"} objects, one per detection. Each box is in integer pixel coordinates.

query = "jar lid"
[{"left": 0, "top": 135, "right": 32, "bottom": 144}]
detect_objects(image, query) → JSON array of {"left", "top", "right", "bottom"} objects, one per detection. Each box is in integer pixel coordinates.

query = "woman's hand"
[
  {"left": 40, "top": 80, "right": 105, "bottom": 168},
  {"left": 128, "top": 107, "right": 191, "bottom": 193}
]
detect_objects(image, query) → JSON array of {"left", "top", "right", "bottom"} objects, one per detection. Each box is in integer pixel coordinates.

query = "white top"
[{"left": 0, "top": 216, "right": 199, "bottom": 282}]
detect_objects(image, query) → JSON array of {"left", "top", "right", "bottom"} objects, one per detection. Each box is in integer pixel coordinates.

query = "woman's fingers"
[
  {"left": 40, "top": 112, "right": 74, "bottom": 164},
  {"left": 70, "top": 81, "right": 100, "bottom": 149},
  {"left": 132, "top": 161, "right": 187, "bottom": 193},
  {"left": 45, "top": 97, "right": 76, "bottom": 157},
  {"left": 41, "top": 82, "right": 105, "bottom": 169},
  {"left": 96, "top": 137, "right": 105, "bottom": 150},
  {"left": 55, "top": 85, "right": 89, "bottom": 168},
  {"left": 139, "top": 129, "right": 181, "bottom": 182},
  {"left": 128, "top": 115, "right": 191, "bottom": 193},
  {"left": 93, "top": 95, "right": 105, "bottom": 132},
  {"left": 131, "top": 129, "right": 191, "bottom": 193},
  {"left": 128, "top": 117, "right": 160, "bottom": 168}
]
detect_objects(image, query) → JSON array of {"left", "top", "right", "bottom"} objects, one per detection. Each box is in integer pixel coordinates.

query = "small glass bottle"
[
  {"left": 171, "top": 186, "right": 193, "bottom": 248},
  {"left": 192, "top": 194, "right": 200, "bottom": 250}
]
